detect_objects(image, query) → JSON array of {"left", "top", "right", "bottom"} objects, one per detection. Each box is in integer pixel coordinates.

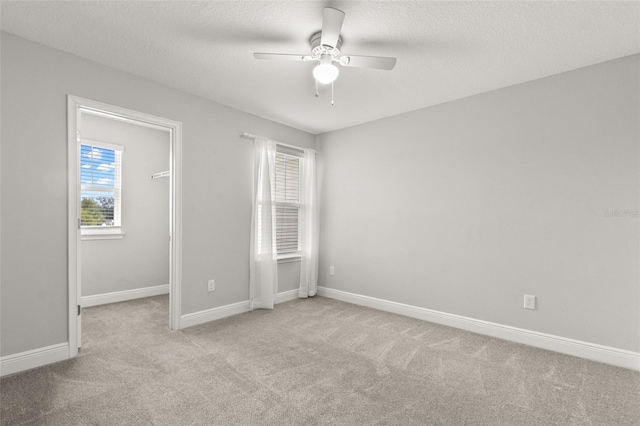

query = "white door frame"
[{"left": 67, "top": 95, "right": 183, "bottom": 357}]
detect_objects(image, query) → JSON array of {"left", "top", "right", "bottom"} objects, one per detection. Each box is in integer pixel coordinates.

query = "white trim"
[
  {"left": 0, "top": 343, "right": 69, "bottom": 377},
  {"left": 67, "top": 96, "right": 183, "bottom": 353},
  {"left": 67, "top": 97, "right": 81, "bottom": 357},
  {"left": 81, "top": 107, "right": 172, "bottom": 133},
  {"left": 317, "top": 287, "right": 640, "bottom": 371},
  {"left": 169, "top": 122, "right": 183, "bottom": 330},
  {"left": 275, "top": 288, "right": 299, "bottom": 304},
  {"left": 81, "top": 284, "right": 169, "bottom": 308},
  {"left": 81, "top": 232, "right": 125, "bottom": 240},
  {"left": 80, "top": 138, "right": 124, "bottom": 152},
  {"left": 181, "top": 301, "right": 251, "bottom": 329},
  {"left": 181, "top": 289, "right": 301, "bottom": 329}
]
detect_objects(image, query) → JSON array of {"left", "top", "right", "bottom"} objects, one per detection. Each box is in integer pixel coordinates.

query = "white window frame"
[{"left": 80, "top": 139, "right": 124, "bottom": 239}]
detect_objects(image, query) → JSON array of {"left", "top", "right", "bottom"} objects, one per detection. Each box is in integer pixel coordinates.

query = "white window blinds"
[{"left": 275, "top": 153, "right": 300, "bottom": 254}]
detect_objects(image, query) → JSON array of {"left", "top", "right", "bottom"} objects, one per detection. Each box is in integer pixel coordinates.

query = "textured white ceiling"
[{"left": 2, "top": 1, "right": 639, "bottom": 134}]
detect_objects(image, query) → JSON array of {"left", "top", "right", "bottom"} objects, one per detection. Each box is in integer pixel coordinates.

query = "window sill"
[
  {"left": 81, "top": 228, "right": 125, "bottom": 241},
  {"left": 278, "top": 253, "right": 301, "bottom": 263},
  {"left": 81, "top": 234, "right": 125, "bottom": 241}
]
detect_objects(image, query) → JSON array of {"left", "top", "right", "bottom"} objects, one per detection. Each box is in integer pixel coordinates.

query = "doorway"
[{"left": 67, "top": 96, "right": 183, "bottom": 357}]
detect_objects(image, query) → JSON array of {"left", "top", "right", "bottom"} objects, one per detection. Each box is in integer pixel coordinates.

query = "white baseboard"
[
  {"left": 82, "top": 284, "right": 169, "bottom": 307},
  {"left": 275, "top": 289, "right": 299, "bottom": 304},
  {"left": 181, "top": 300, "right": 251, "bottom": 329},
  {"left": 317, "top": 286, "right": 640, "bottom": 371},
  {"left": 0, "top": 343, "right": 70, "bottom": 377},
  {"left": 181, "top": 289, "right": 301, "bottom": 329}
]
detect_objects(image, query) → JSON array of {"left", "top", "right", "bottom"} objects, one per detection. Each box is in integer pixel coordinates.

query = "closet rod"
[
  {"left": 240, "top": 132, "right": 318, "bottom": 154},
  {"left": 151, "top": 170, "right": 170, "bottom": 179}
]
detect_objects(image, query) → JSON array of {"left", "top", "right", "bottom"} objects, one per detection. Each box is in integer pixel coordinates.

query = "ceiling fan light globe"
[{"left": 313, "top": 63, "right": 339, "bottom": 84}]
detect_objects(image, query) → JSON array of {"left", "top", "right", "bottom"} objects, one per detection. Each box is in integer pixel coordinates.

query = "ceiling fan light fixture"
[
  {"left": 313, "top": 62, "right": 339, "bottom": 84},
  {"left": 253, "top": 7, "right": 397, "bottom": 100}
]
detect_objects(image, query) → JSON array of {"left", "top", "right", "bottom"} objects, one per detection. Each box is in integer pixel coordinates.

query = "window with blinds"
[
  {"left": 80, "top": 141, "right": 123, "bottom": 230},
  {"left": 275, "top": 153, "right": 301, "bottom": 255}
]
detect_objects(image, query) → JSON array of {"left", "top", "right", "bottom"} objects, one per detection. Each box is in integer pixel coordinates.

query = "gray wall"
[
  {"left": 81, "top": 114, "right": 170, "bottom": 297},
  {"left": 277, "top": 261, "right": 302, "bottom": 293},
  {"left": 0, "top": 33, "right": 314, "bottom": 356},
  {"left": 317, "top": 55, "right": 639, "bottom": 352}
]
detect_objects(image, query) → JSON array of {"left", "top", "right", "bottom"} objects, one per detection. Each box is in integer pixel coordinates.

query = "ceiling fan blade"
[
  {"left": 321, "top": 8, "right": 345, "bottom": 48},
  {"left": 341, "top": 55, "right": 397, "bottom": 70},
  {"left": 254, "top": 53, "right": 311, "bottom": 61}
]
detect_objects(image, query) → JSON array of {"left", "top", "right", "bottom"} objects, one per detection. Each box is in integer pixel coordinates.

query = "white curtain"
[
  {"left": 249, "top": 137, "right": 278, "bottom": 310},
  {"left": 298, "top": 149, "right": 319, "bottom": 298}
]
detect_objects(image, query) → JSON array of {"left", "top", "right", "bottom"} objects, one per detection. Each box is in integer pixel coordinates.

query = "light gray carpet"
[{"left": 1, "top": 295, "right": 638, "bottom": 425}]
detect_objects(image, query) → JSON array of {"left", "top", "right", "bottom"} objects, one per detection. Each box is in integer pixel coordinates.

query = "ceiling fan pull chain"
[
  {"left": 331, "top": 81, "right": 334, "bottom": 105},
  {"left": 315, "top": 80, "right": 319, "bottom": 98}
]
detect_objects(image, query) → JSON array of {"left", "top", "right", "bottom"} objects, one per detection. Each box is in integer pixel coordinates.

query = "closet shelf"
[{"left": 151, "top": 170, "right": 170, "bottom": 179}]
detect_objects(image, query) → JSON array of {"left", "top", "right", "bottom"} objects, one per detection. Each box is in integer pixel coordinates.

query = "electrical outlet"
[
  {"left": 329, "top": 266, "right": 335, "bottom": 276},
  {"left": 524, "top": 294, "right": 536, "bottom": 310},
  {"left": 208, "top": 279, "right": 215, "bottom": 292}
]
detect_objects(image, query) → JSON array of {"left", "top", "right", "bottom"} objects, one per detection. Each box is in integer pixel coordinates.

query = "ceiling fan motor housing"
[{"left": 310, "top": 31, "right": 342, "bottom": 59}]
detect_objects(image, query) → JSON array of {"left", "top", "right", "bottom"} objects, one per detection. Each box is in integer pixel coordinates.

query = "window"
[
  {"left": 275, "top": 152, "right": 301, "bottom": 256},
  {"left": 80, "top": 140, "right": 123, "bottom": 237}
]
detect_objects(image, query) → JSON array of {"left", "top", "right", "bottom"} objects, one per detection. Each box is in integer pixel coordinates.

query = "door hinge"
[{"left": 78, "top": 305, "right": 81, "bottom": 316}]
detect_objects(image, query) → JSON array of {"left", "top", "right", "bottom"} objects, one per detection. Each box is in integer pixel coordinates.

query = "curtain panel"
[
  {"left": 249, "top": 137, "right": 278, "bottom": 310},
  {"left": 299, "top": 149, "right": 319, "bottom": 298}
]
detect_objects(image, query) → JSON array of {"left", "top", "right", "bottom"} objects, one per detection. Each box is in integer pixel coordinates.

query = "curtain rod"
[{"left": 240, "top": 132, "right": 318, "bottom": 153}]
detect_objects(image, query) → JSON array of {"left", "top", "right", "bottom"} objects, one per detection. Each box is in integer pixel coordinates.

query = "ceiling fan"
[{"left": 254, "top": 7, "right": 397, "bottom": 103}]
